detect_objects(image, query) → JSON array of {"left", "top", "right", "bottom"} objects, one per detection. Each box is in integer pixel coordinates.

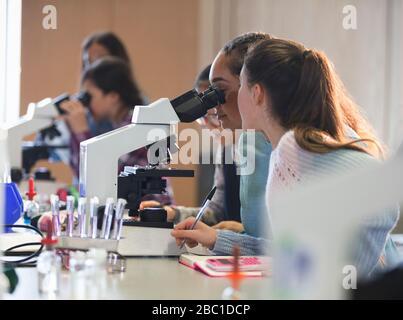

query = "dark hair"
[
  {"left": 222, "top": 32, "right": 273, "bottom": 76},
  {"left": 81, "top": 57, "right": 144, "bottom": 108},
  {"left": 82, "top": 31, "right": 131, "bottom": 70},
  {"left": 244, "top": 38, "right": 383, "bottom": 158},
  {"left": 195, "top": 64, "right": 211, "bottom": 87}
]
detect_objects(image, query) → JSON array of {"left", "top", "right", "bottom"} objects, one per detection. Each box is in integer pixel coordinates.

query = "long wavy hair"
[{"left": 244, "top": 38, "right": 384, "bottom": 159}]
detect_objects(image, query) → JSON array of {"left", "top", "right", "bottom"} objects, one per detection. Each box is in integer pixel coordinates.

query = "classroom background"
[{"left": 1, "top": 0, "right": 402, "bottom": 229}]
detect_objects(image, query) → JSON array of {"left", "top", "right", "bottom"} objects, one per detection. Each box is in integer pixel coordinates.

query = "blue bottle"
[{"left": 2, "top": 182, "right": 23, "bottom": 232}]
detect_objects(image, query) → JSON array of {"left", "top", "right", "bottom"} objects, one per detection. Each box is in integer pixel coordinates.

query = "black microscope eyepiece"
[
  {"left": 53, "top": 91, "right": 92, "bottom": 115},
  {"left": 170, "top": 85, "right": 225, "bottom": 123}
]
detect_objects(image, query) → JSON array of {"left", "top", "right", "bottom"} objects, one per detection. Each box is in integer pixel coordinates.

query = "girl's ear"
[
  {"left": 107, "top": 91, "right": 120, "bottom": 104},
  {"left": 251, "top": 83, "right": 265, "bottom": 107}
]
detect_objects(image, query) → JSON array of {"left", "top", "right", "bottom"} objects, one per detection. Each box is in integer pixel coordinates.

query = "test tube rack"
[{"left": 55, "top": 236, "right": 119, "bottom": 252}]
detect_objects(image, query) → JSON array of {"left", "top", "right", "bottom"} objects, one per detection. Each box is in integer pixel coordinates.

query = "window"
[{"left": 0, "top": 0, "right": 22, "bottom": 124}]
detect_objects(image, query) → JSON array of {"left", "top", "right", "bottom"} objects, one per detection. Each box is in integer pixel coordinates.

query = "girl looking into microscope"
[{"left": 60, "top": 56, "right": 173, "bottom": 205}]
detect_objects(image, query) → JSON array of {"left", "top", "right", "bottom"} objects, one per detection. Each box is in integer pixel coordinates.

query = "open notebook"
[{"left": 179, "top": 253, "right": 271, "bottom": 277}]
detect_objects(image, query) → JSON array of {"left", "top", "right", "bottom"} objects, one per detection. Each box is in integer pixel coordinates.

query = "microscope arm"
[{"left": 3, "top": 98, "right": 58, "bottom": 169}]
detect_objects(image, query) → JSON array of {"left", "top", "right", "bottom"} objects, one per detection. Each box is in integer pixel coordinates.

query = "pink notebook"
[{"left": 179, "top": 254, "right": 271, "bottom": 277}]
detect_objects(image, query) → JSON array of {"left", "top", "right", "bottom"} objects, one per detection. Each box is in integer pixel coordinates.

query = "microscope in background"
[
  {"left": 79, "top": 86, "right": 225, "bottom": 256},
  {"left": 2, "top": 91, "right": 91, "bottom": 184}
]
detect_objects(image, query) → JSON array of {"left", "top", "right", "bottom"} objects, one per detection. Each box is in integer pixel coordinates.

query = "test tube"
[
  {"left": 89, "top": 197, "right": 99, "bottom": 239},
  {"left": 66, "top": 196, "right": 75, "bottom": 237},
  {"left": 100, "top": 198, "right": 114, "bottom": 239},
  {"left": 77, "top": 197, "right": 87, "bottom": 238},
  {"left": 112, "top": 198, "right": 127, "bottom": 240},
  {"left": 50, "top": 194, "right": 61, "bottom": 237},
  {"left": 104, "top": 200, "right": 115, "bottom": 240}
]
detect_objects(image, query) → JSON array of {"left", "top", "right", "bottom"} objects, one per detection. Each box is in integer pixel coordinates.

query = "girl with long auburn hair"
[{"left": 172, "top": 38, "right": 401, "bottom": 279}]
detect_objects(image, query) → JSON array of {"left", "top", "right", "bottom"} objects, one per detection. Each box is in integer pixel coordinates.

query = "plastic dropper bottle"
[
  {"left": 24, "top": 177, "right": 40, "bottom": 224},
  {"left": 37, "top": 220, "right": 61, "bottom": 294}
]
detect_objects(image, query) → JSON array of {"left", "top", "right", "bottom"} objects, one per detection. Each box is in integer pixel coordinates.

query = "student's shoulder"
[
  {"left": 275, "top": 130, "right": 378, "bottom": 169},
  {"left": 275, "top": 130, "right": 305, "bottom": 160}
]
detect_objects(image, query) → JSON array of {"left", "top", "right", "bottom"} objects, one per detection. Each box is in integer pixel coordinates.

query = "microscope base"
[{"left": 118, "top": 225, "right": 186, "bottom": 256}]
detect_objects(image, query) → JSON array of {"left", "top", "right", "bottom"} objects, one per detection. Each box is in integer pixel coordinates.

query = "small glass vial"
[
  {"left": 85, "top": 248, "right": 108, "bottom": 299},
  {"left": 37, "top": 222, "right": 61, "bottom": 294},
  {"left": 222, "top": 286, "right": 243, "bottom": 300},
  {"left": 69, "top": 251, "right": 87, "bottom": 299}
]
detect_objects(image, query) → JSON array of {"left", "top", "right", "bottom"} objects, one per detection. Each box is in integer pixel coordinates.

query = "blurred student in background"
[
  {"left": 37, "top": 32, "right": 138, "bottom": 170},
  {"left": 60, "top": 57, "right": 172, "bottom": 204},
  {"left": 82, "top": 31, "right": 131, "bottom": 71}
]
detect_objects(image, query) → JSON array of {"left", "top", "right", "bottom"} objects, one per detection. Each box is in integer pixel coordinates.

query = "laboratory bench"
[{"left": 5, "top": 257, "right": 268, "bottom": 300}]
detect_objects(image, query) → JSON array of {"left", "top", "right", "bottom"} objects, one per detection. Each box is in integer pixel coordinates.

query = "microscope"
[
  {"left": 2, "top": 98, "right": 58, "bottom": 182},
  {"left": 79, "top": 86, "right": 225, "bottom": 256},
  {"left": 2, "top": 92, "right": 90, "bottom": 184}
]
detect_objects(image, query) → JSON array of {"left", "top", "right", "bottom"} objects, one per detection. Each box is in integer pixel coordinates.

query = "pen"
[
  {"left": 89, "top": 197, "right": 99, "bottom": 239},
  {"left": 179, "top": 186, "right": 216, "bottom": 249},
  {"left": 66, "top": 195, "right": 75, "bottom": 237},
  {"left": 101, "top": 198, "right": 114, "bottom": 239},
  {"left": 78, "top": 197, "right": 87, "bottom": 238},
  {"left": 50, "top": 194, "right": 61, "bottom": 237},
  {"left": 112, "top": 198, "right": 127, "bottom": 240}
]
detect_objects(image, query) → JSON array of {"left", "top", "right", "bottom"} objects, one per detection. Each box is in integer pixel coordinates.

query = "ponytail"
[{"left": 244, "top": 39, "right": 384, "bottom": 159}]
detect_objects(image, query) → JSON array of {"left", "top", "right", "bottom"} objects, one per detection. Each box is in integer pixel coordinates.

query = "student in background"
[
  {"left": 60, "top": 57, "right": 172, "bottom": 204},
  {"left": 80, "top": 31, "right": 139, "bottom": 137},
  {"left": 36, "top": 32, "right": 135, "bottom": 166},
  {"left": 172, "top": 38, "right": 401, "bottom": 279},
  {"left": 82, "top": 31, "right": 131, "bottom": 71}
]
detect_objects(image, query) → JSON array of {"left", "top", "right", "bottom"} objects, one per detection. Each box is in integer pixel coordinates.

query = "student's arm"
[
  {"left": 171, "top": 217, "right": 271, "bottom": 256},
  {"left": 353, "top": 205, "right": 400, "bottom": 278},
  {"left": 59, "top": 100, "right": 91, "bottom": 177},
  {"left": 212, "top": 230, "right": 271, "bottom": 256},
  {"left": 69, "top": 127, "right": 92, "bottom": 177}
]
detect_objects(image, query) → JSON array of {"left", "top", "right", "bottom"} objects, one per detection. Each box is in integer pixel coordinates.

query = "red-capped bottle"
[{"left": 24, "top": 177, "right": 40, "bottom": 223}]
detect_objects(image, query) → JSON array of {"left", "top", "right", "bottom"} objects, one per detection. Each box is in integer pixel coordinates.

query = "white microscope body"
[
  {"left": 79, "top": 86, "right": 225, "bottom": 256},
  {"left": 79, "top": 98, "right": 179, "bottom": 203},
  {"left": 79, "top": 99, "right": 182, "bottom": 256}
]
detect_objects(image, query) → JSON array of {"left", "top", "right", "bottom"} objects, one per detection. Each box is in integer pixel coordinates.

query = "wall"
[
  {"left": 21, "top": 0, "right": 201, "bottom": 206},
  {"left": 198, "top": 0, "right": 403, "bottom": 232},
  {"left": 198, "top": 0, "right": 403, "bottom": 151}
]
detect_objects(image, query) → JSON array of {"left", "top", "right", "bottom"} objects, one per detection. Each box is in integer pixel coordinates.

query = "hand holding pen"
[
  {"left": 171, "top": 216, "right": 218, "bottom": 250},
  {"left": 171, "top": 186, "right": 217, "bottom": 250}
]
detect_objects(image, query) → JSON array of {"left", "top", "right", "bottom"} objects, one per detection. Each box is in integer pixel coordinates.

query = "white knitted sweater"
[{"left": 214, "top": 130, "right": 400, "bottom": 278}]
